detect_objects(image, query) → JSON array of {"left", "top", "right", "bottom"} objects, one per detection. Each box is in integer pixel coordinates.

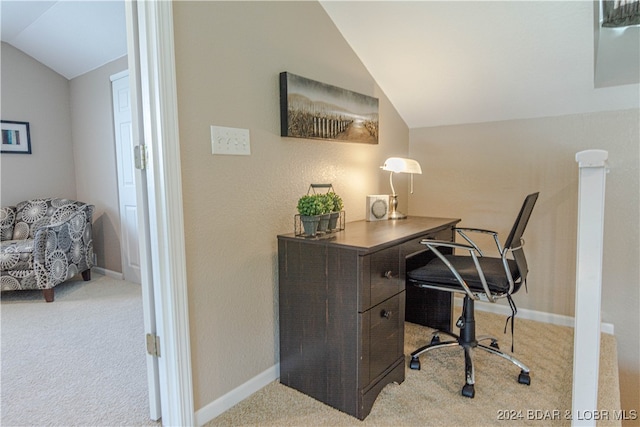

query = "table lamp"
[{"left": 381, "top": 157, "right": 422, "bottom": 219}]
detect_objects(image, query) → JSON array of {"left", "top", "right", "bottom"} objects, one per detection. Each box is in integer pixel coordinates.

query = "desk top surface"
[{"left": 278, "top": 216, "right": 460, "bottom": 253}]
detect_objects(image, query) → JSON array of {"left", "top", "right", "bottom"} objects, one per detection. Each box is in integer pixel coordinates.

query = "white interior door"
[
  {"left": 111, "top": 67, "right": 161, "bottom": 419},
  {"left": 111, "top": 73, "right": 141, "bottom": 285}
]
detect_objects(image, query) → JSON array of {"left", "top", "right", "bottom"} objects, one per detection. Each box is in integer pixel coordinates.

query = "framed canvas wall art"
[{"left": 280, "top": 72, "right": 379, "bottom": 144}]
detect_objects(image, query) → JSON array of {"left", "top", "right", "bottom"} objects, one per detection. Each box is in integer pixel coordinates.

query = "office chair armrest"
[
  {"left": 455, "top": 227, "right": 505, "bottom": 256},
  {"left": 419, "top": 239, "right": 492, "bottom": 300},
  {"left": 419, "top": 239, "right": 476, "bottom": 252},
  {"left": 455, "top": 227, "right": 497, "bottom": 236}
]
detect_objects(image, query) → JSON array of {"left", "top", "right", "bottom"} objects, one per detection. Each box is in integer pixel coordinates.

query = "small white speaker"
[{"left": 366, "top": 195, "right": 389, "bottom": 221}]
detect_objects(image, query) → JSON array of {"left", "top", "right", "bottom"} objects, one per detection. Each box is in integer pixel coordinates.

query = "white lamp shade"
[{"left": 382, "top": 157, "right": 422, "bottom": 174}]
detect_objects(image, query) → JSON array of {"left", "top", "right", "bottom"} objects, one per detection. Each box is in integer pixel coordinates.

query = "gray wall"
[
  {"left": 70, "top": 56, "right": 128, "bottom": 274},
  {"left": 1, "top": 42, "right": 76, "bottom": 204},
  {"left": 1, "top": 42, "right": 127, "bottom": 275},
  {"left": 409, "top": 109, "right": 640, "bottom": 416}
]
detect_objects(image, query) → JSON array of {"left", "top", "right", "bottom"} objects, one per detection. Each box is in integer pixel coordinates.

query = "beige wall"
[
  {"left": 1, "top": 42, "right": 76, "bottom": 205},
  {"left": 409, "top": 109, "right": 640, "bottom": 416},
  {"left": 172, "top": 1, "right": 409, "bottom": 409},
  {"left": 70, "top": 56, "right": 128, "bottom": 274}
]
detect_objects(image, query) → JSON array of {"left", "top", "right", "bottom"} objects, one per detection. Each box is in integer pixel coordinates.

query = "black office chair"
[{"left": 407, "top": 192, "right": 539, "bottom": 398}]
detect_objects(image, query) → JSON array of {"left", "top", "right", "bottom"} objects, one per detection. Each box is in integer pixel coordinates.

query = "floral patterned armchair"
[{"left": 0, "top": 198, "right": 94, "bottom": 302}]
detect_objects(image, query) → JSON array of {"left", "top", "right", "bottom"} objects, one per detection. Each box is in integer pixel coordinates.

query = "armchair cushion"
[{"left": 0, "top": 239, "right": 35, "bottom": 271}]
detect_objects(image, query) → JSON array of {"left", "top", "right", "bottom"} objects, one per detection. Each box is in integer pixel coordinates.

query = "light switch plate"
[{"left": 211, "top": 125, "right": 251, "bottom": 156}]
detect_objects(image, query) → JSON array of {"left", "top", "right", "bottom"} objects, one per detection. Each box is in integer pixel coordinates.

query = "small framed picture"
[{"left": 1, "top": 120, "right": 31, "bottom": 154}]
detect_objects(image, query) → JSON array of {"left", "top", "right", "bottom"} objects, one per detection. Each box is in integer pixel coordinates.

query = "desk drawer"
[
  {"left": 363, "top": 246, "right": 402, "bottom": 310},
  {"left": 360, "top": 292, "right": 405, "bottom": 387}
]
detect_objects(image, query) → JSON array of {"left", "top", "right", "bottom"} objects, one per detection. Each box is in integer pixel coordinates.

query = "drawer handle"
[
  {"left": 381, "top": 309, "right": 392, "bottom": 319},
  {"left": 384, "top": 270, "right": 394, "bottom": 279}
]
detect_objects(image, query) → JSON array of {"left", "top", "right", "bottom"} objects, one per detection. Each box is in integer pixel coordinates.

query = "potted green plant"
[
  {"left": 297, "top": 194, "right": 323, "bottom": 236},
  {"left": 315, "top": 194, "right": 333, "bottom": 232},
  {"left": 327, "top": 192, "right": 343, "bottom": 230}
]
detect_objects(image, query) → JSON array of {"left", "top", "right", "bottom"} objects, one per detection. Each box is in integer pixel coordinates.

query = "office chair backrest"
[{"left": 503, "top": 192, "right": 539, "bottom": 281}]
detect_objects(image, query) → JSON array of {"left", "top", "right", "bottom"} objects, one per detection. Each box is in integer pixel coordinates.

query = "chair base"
[{"left": 409, "top": 295, "right": 531, "bottom": 398}]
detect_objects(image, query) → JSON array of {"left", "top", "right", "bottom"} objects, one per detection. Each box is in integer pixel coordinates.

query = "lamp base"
[
  {"left": 388, "top": 211, "right": 407, "bottom": 220},
  {"left": 388, "top": 194, "right": 407, "bottom": 219}
]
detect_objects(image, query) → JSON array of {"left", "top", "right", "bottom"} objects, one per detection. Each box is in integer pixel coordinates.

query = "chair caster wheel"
[
  {"left": 409, "top": 357, "right": 421, "bottom": 370},
  {"left": 490, "top": 340, "right": 499, "bottom": 349},
  {"left": 518, "top": 370, "right": 531, "bottom": 385},
  {"left": 461, "top": 384, "right": 475, "bottom": 398},
  {"left": 430, "top": 335, "right": 441, "bottom": 345}
]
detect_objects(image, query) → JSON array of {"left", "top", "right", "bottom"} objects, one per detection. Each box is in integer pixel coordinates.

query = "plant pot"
[
  {"left": 300, "top": 215, "right": 320, "bottom": 236},
  {"left": 328, "top": 212, "right": 340, "bottom": 230},
  {"left": 317, "top": 213, "right": 331, "bottom": 232}
]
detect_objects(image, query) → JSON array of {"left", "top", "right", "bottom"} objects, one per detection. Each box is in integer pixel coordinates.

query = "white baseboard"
[
  {"left": 194, "top": 301, "right": 614, "bottom": 426},
  {"left": 454, "top": 296, "right": 615, "bottom": 335},
  {"left": 91, "top": 267, "right": 124, "bottom": 281},
  {"left": 195, "top": 364, "right": 280, "bottom": 426}
]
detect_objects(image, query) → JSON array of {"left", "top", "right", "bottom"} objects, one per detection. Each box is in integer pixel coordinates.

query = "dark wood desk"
[{"left": 277, "top": 216, "right": 460, "bottom": 419}]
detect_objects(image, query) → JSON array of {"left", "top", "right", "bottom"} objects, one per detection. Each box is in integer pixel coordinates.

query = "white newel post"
[{"left": 572, "top": 149, "right": 609, "bottom": 427}]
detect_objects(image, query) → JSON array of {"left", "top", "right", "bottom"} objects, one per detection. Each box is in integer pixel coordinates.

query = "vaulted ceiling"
[
  {"left": 0, "top": 1, "right": 126, "bottom": 80},
  {"left": 320, "top": 1, "right": 639, "bottom": 127},
  {"left": 1, "top": 1, "right": 638, "bottom": 128}
]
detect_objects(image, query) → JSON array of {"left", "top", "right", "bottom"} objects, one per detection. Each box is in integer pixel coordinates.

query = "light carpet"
[
  {"left": 208, "top": 311, "right": 620, "bottom": 426},
  {"left": 1, "top": 274, "right": 158, "bottom": 426}
]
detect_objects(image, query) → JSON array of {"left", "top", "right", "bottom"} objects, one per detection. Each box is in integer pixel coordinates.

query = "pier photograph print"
[{"left": 280, "top": 72, "right": 379, "bottom": 144}]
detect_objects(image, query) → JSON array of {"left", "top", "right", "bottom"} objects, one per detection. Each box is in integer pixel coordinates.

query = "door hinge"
[
  {"left": 134, "top": 144, "right": 147, "bottom": 170},
  {"left": 146, "top": 333, "right": 161, "bottom": 357}
]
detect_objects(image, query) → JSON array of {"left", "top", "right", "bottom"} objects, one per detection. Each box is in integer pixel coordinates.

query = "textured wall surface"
[{"left": 172, "top": 1, "right": 410, "bottom": 409}]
